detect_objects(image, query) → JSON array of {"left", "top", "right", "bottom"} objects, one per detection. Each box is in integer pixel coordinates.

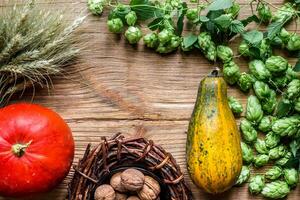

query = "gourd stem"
[
  {"left": 209, "top": 67, "right": 220, "bottom": 77},
  {"left": 11, "top": 141, "right": 32, "bottom": 157}
]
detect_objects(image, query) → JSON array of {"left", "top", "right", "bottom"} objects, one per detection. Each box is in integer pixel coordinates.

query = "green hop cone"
[
  {"left": 240, "top": 119, "right": 258, "bottom": 143},
  {"left": 156, "top": 43, "right": 175, "bottom": 54},
  {"left": 287, "top": 34, "right": 300, "bottom": 51},
  {"left": 225, "top": 2, "right": 240, "bottom": 19},
  {"left": 107, "top": 18, "right": 124, "bottom": 34},
  {"left": 295, "top": 97, "right": 300, "bottom": 112},
  {"left": 246, "top": 95, "right": 264, "bottom": 125},
  {"left": 280, "top": 28, "right": 291, "bottom": 43},
  {"left": 169, "top": 36, "right": 181, "bottom": 49},
  {"left": 223, "top": 61, "right": 241, "bottom": 85},
  {"left": 239, "top": 40, "right": 250, "bottom": 57},
  {"left": 258, "top": 116, "right": 276, "bottom": 133},
  {"left": 249, "top": 60, "right": 271, "bottom": 81},
  {"left": 271, "top": 36, "right": 284, "bottom": 47},
  {"left": 205, "top": 43, "right": 217, "bottom": 61},
  {"left": 125, "top": 11, "right": 137, "bottom": 26},
  {"left": 228, "top": 96, "right": 243, "bottom": 115},
  {"left": 241, "top": 142, "right": 254, "bottom": 163},
  {"left": 259, "top": 39, "right": 272, "bottom": 59},
  {"left": 273, "top": 2, "right": 296, "bottom": 23},
  {"left": 286, "top": 67, "right": 300, "bottom": 80},
  {"left": 283, "top": 168, "right": 299, "bottom": 188},
  {"left": 271, "top": 75, "right": 288, "bottom": 89},
  {"left": 253, "top": 81, "right": 272, "bottom": 100},
  {"left": 272, "top": 116, "right": 300, "bottom": 137},
  {"left": 265, "top": 56, "right": 288, "bottom": 75},
  {"left": 261, "top": 181, "right": 290, "bottom": 199},
  {"left": 217, "top": 45, "right": 233, "bottom": 63},
  {"left": 261, "top": 90, "right": 277, "bottom": 114},
  {"left": 265, "top": 132, "right": 281, "bottom": 148},
  {"left": 254, "top": 154, "right": 269, "bottom": 168},
  {"left": 258, "top": 3, "right": 272, "bottom": 23},
  {"left": 88, "top": 0, "right": 106, "bottom": 15},
  {"left": 198, "top": 32, "right": 212, "bottom": 51},
  {"left": 235, "top": 166, "right": 250, "bottom": 186},
  {"left": 255, "top": 139, "right": 269, "bottom": 154},
  {"left": 249, "top": 175, "right": 265, "bottom": 194},
  {"left": 158, "top": 29, "right": 173, "bottom": 45},
  {"left": 143, "top": 33, "right": 159, "bottom": 48},
  {"left": 269, "top": 145, "right": 287, "bottom": 160},
  {"left": 186, "top": 8, "right": 198, "bottom": 22},
  {"left": 286, "top": 79, "right": 300, "bottom": 100},
  {"left": 276, "top": 152, "right": 292, "bottom": 166},
  {"left": 125, "top": 26, "right": 142, "bottom": 44},
  {"left": 265, "top": 166, "right": 282, "bottom": 180},
  {"left": 238, "top": 73, "right": 255, "bottom": 92}
]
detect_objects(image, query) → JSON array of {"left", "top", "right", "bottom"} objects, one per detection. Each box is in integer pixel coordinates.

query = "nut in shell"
[
  {"left": 121, "top": 168, "right": 145, "bottom": 192},
  {"left": 94, "top": 184, "right": 116, "bottom": 200},
  {"left": 116, "top": 192, "right": 128, "bottom": 200},
  {"left": 110, "top": 172, "right": 127, "bottom": 192},
  {"left": 127, "top": 196, "right": 141, "bottom": 200},
  {"left": 138, "top": 176, "right": 161, "bottom": 200}
]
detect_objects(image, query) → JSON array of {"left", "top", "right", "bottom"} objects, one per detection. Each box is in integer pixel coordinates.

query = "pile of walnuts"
[{"left": 94, "top": 168, "right": 161, "bottom": 200}]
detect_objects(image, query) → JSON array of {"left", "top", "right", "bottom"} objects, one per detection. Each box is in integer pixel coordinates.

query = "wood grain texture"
[{"left": 0, "top": 0, "right": 299, "bottom": 199}]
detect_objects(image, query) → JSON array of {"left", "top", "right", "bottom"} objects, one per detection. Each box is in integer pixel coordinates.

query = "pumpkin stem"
[
  {"left": 11, "top": 140, "right": 32, "bottom": 157},
  {"left": 209, "top": 68, "right": 220, "bottom": 77}
]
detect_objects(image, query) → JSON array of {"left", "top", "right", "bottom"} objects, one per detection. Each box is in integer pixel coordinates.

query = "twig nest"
[
  {"left": 94, "top": 184, "right": 116, "bottom": 200},
  {"left": 138, "top": 176, "right": 161, "bottom": 200},
  {"left": 127, "top": 196, "right": 140, "bottom": 200},
  {"left": 110, "top": 172, "right": 127, "bottom": 192},
  {"left": 121, "top": 169, "right": 145, "bottom": 192},
  {"left": 116, "top": 192, "right": 128, "bottom": 200}
]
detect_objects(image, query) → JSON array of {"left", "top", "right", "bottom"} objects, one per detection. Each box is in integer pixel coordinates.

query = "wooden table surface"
[{"left": 1, "top": 0, "right": 300, "bottom": 199}]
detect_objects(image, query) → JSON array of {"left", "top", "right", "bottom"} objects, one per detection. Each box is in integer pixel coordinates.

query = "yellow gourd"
[{"left": 186, "top": 71, "right": 242, "bottom": 194}]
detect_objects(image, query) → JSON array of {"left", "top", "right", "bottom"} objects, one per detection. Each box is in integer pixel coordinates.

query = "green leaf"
[
  {"left": 241, "top": 15, "right": 260, "bottom": 26},
  {"left": 199, "top": 16, "right": 210, "bottom": 23},
  {"left": 243, "top": 30, "right": 263, "bottom": 46},
  {"left": 275, "top": 99, "right": 293, "bottom": 118},
  {"left": 207, "top": 0, "right": 233, "bottom": 11},
  {"left": 148, "top": 17, "right": 163, "bottom": 31},
  {"left": 294, "top": 58, "right": 300, "bottom": 72},
  {"left": 176, "top": 2, "right": 187, "bottom": 36},
  {"left": 267, "top": 21, "right": 285, "bottom": 40},
  {"left": 230, "top": 20, "right": 245, "bottom": 34},
  {"left": 130, "top": 0, "right": 163, "bottom": 20},
  {"left": 182, "top": 34, "right": 198, "bottom": 48},
  {"left": 213, "top": 14, "right": 232, "bottom": 29}
]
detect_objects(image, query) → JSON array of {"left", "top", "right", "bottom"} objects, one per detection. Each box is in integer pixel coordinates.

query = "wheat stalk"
[{"left": 0, "top": 0, "right": 84, "bottom": 106}]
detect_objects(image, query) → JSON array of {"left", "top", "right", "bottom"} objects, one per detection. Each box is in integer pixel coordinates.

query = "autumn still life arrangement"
[{"left": 0, "top": 0, "right": 300, "bottom": 200}]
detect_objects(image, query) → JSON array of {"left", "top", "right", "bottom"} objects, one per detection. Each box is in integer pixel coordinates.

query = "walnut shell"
[
  {"left": 110, "top": 172, "right": 127, "bottom": 192},
  {"left": 127, "top": 196, "right": 140, "bottom": 200},
  {"left": 94, "top": 184, "right": 116, "bottom": 200},
  {"left": 115, "top": 192, "right": 127, "bottom": 200},
  {"left": 137, "top": 176, "right": 161, "bottom": 200},
  {"left": 121, "top": 168, "right": 145, "bottom": 192}
]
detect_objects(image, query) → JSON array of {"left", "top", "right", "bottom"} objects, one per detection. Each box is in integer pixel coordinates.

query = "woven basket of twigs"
[{"left": 67, "top": 133, "right": 193, "bottom": 200}]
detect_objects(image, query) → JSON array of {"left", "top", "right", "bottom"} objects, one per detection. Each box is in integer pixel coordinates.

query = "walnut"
[
  {"left": 127, "top": 196, "right": 140, "bottom": 200},
  {"left": 94, "top": 184, "right": 116, "bottom": 200},
  {"left": 137, "top": 176, "right": 161, "bottom": 200},
  {"left": 115, "top": 192, "right": 127, "bottom": 200},
  {"left": 121, "top": 168, "right": 145, "bottom": 192},
  {"left": 110, "top": 172, "right": 127, "bottom": 192}
]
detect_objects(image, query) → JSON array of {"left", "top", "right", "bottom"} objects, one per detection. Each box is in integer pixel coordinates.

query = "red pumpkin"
[{"left": 0, "top": 103, "right": 74, "bottom": 197}]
